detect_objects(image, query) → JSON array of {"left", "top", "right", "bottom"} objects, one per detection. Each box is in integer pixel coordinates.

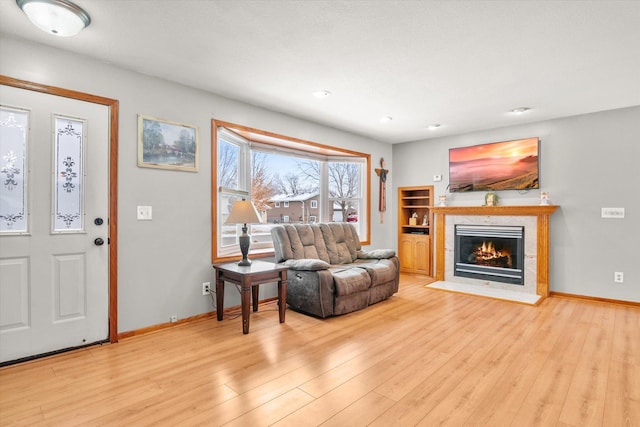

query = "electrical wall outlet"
[
  {"left": 170, "top": 315, "right": 178, "bottom": 323},
  {"left": 202, "top": 282, "right": 211, "bottom": 295},
  {"left": 614, "top": 272, "right": 624, "bottom": 283},
  {"left": 433, "top": 174, "right": 443, "bottom": 182},
  {"left": 137, "top": 205, "right": 152, "bottom": 220}
]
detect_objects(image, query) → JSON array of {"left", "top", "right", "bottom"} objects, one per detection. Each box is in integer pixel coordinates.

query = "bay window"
[{"left": 212, "top": 120, "right": 370, "bottom": 262}]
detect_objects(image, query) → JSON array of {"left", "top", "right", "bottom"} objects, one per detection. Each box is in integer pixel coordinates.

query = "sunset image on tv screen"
[{"left": 449, "top": 137, "right": 539, "bottom": 192}]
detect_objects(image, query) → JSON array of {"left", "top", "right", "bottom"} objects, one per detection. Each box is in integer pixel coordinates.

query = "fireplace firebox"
[{"left": 454, "top": 225, "right": 524, "bottom": 285}]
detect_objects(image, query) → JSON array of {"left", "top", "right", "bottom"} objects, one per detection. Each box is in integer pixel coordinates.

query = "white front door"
[{"left": 0, "top": 84, "right": 110, "bottom": 364}]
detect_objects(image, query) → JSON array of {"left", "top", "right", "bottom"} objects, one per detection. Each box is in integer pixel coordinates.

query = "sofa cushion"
[
  {"left": 341, "top": 223, "right": 361, "bottom": 259},
  {"left": 283, "top": 259, "right": 330, "bottom": 271},
  {"left": 283, "top": 224, "right": 330, "bottom": 263},
  {"left": 357, "top": 249, "right": 396, "bottom": 259},
  {"left": 320, "top": 223, "right": 355, "bottom": 264},
  {"left": 330, "top": 267, "right": 371, "bottom": 296},
  {"left": 355, "top": 259, "right": 397, "bottom": 285},
  {"left": 271, "top": 225, "right": 294, "bottom": 263}
]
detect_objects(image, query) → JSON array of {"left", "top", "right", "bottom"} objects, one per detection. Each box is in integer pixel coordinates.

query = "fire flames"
[{"left": 474, "top": 241, "right": 512, "bottom": 267}]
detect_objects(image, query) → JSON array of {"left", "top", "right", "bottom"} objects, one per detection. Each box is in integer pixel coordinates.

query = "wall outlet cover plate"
[
  {"left": 601, "top": 208, "right": 624, "bottom": 218},
  {"left": 137, "top": 206, "right": 153, "bottom": 220}
]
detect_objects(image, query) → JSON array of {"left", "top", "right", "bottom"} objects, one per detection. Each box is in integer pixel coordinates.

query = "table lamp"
[{"left": 224, "top": 199, "right": 261, "bottom": 266}]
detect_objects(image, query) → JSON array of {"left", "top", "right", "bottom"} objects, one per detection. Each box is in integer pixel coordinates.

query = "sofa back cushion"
[
  {"left": 271, "top": 222, "right": 361, "bottom": 264},
  {"left": 271, "top": 224, "right": 330, "bottom": 263},
  {"left": 320, "top": 223, "right": 360, "bottom": 264}
]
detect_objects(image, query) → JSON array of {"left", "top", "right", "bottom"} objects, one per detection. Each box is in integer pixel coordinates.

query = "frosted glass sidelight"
[
  {"left": 54, "top": 116, "right": 84, "bottom": 232},
  {"left": 0, "top": 107, "right": 28, "bottom": 233}
]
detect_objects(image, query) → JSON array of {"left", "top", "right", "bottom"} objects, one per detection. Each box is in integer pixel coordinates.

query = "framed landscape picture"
[
  {"left": 138, "top": 115, "right": 198, "bottom": 172},
  {"left": 448, "top": 137, "right": 539, "bottom": 192}
]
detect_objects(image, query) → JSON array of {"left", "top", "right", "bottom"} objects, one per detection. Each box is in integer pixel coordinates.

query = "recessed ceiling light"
[
  {"left": 380, "top": 116, "right": 393, "bottom": 123},
  {"left": 510, "top": 107, "right": 531, "bottom": 114},
  {"left": 427, "top": 124, "right": 441, "bottom": 130},
  {"left": 312, "top": 90, "right": 331, "bottom": 98}
]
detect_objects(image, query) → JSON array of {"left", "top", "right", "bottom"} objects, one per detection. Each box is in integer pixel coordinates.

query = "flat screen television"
[{"left": 449, "top": 137, "right": 539, "bottom": 192}]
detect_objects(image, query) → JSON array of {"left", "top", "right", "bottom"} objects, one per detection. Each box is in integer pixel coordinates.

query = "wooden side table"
[{"left": 213, "top": 260, "right": 288, "bottom": 334}]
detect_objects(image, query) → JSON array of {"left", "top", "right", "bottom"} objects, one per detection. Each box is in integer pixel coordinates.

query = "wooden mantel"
[
  {"left": 431, "top": 205, "right": 559, "bottom": 298},
  {"left": 430, "top": 205, "right": 559, "bottom": 216}
]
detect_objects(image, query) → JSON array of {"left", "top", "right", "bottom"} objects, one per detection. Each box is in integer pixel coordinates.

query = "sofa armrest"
[
  {"left": 357, "top": 249, "right": 396, "bottom": 260},
  {"left": 283, "top": 259, "right": 331, "bottom": 271}
]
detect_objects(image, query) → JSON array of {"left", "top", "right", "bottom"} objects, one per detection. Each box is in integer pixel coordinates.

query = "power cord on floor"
[{"left": 206, "top": 284, "right": 280, "bottom": 321}]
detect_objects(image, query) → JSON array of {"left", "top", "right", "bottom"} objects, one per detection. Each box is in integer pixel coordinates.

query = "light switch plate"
[
  {"left": 433, "top": 174, "right": 443, "bottom": 182},
  {"left": 601, "top": 207, "right": 624, "bottom": 219},
  {"left": 137, "top": 206, "right": 152, "bottom": 220}
]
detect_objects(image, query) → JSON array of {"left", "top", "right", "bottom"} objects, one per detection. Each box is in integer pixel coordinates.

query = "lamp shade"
[
  {"left": 225, "top": 199, "right": 261, "bottom": 225},
  {"left": 17, "top": 0, "right": 91, "bottom": 37},
  {"left": 225, "top": 199, "right": 261, "bottom": 266}
]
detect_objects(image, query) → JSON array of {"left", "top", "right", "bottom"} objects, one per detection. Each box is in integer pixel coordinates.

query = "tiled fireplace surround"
[{"left": 431, "top": 205, "right": 559, "bottom": 302}]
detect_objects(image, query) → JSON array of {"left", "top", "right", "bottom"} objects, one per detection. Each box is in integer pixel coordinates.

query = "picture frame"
[
  {"left": 137, "top": 115, "right": 198, "bottom": 172},
  {"left": 449, "top": 137, "right": 539, "bottom": 192},
  {"left": 484, "top": 191, "right": 499, "bottom": 206}
]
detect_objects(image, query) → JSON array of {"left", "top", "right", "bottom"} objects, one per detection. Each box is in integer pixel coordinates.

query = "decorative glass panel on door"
[
  {"left": 0, "top": 106, "right": 28, "bottom": 233},
  {"left": 53, "top": 116, "right": 84, "bottom": 232}
]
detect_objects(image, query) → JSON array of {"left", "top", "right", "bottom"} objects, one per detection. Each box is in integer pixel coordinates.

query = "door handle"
[{"left": 94, "top": 238, "right": 105, "bottom": 246}]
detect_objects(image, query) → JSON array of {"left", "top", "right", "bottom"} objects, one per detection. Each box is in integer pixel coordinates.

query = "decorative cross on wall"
[{"left": 374, "top": 157, "right": 389, "bottom": 223}]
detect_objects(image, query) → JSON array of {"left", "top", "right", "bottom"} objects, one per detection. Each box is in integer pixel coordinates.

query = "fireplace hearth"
[{"left": 454, "top": 225, "right": 524, "bottom": 285}]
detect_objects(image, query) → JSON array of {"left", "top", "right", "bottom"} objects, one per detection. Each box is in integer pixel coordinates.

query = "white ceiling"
[{"left": 1, "top": 0, "right": 639, "bottom": 144}]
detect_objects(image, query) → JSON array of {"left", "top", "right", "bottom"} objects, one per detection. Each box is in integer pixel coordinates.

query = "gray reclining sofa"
[{"left": 270, "top": 222, "right": 400, "bottom": 318}]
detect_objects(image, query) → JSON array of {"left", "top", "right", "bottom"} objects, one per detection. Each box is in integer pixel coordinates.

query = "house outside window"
[
  {"left": 268, "top": 192, "right": 319, "bottom": 224},
  {"left": 212, "top": 120, "right": 370, "bottom": 262}
]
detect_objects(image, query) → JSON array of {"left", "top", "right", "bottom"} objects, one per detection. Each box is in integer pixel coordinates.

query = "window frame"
[
  {"left": 327, "top": 157, "right": 366, "bottom": 225},
  {"left": 212, "top": 119, "right": 371, "bottom": 263}
]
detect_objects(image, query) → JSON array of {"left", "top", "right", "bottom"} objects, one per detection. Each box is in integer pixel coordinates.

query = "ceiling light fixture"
[
  {"left": 16, "top": 0, "right": 91, "bottom": 37},
  {"left": 510, "top": 107, "right": 531, "bottom": 114},
  {"left": 427, "top": 124, "right": 441, "bottom": 130},
  {"left": 312, "top": 90, "right": 331, "bottom": 98},
  {"left": 380, "top": 116, "right": 393, "bottom": 123}
]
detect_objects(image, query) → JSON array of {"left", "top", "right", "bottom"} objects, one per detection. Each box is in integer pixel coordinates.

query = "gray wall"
[
  {"left": 0, "top": 36, "right": 395, "bottom": 332},
  {"left": 393, "top": 106, "right": 640, "bottom": 302}
]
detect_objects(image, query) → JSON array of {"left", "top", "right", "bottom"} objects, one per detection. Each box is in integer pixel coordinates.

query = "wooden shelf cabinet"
[{"left": 398, "top": 186, "right": 433, "bottom": 275}]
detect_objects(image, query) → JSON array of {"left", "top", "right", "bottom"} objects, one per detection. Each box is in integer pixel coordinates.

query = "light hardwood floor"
[{"left": 1, "top": 274, "right": 638, "bottom": 426}]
